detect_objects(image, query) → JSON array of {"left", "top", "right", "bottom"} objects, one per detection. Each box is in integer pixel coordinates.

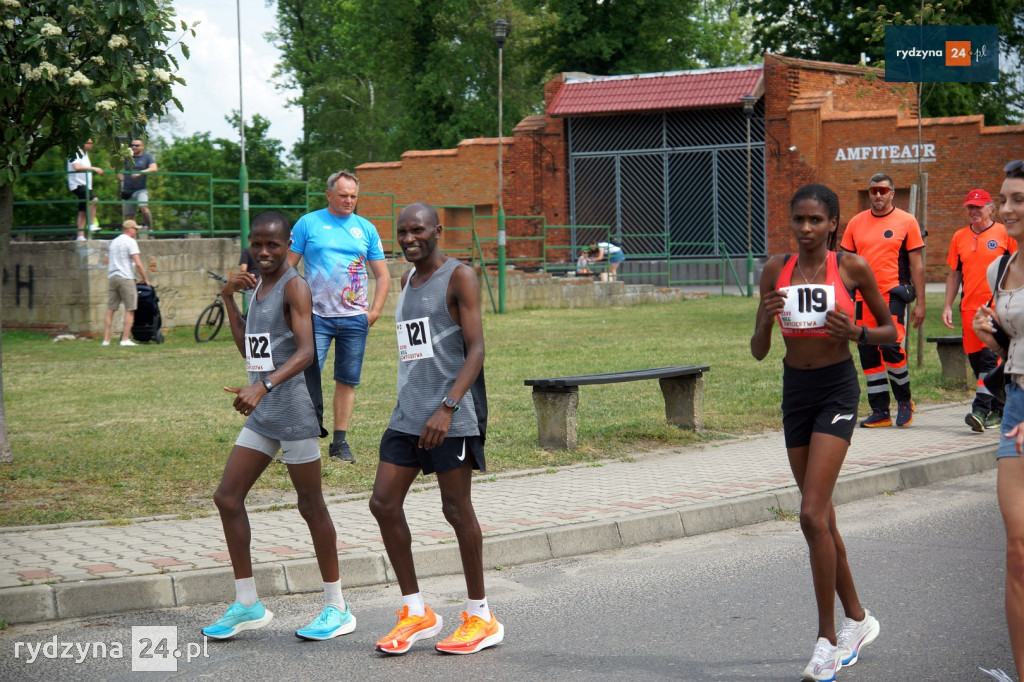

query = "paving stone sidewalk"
[{"left": 0, "top": 402, "right": 998, "bottom": 625}]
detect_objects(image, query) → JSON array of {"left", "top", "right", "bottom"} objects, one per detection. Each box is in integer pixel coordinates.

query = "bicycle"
[{"left": 194, "top": 271, "right": 228, "bottom": 342}]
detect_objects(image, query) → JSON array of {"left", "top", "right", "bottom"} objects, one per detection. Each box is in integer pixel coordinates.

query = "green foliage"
[
  {"left": 150, "top": 113, "right": 304, "bottom": 232},
  {"left": 752, "top": 0, "right": 1024, "bottom": 122},
  {"left": 0, "top": 0, "right": 194, "bottom": 185},
  {"left": 273, "top": 0, "right": 756, "bottom": 180}
]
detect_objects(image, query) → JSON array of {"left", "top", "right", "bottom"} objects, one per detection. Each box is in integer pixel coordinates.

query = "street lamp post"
[
  {"left": 492, "top": 18, "right": 510, "bottom": 314},
  {"left": 236, "top": 0, "right": 250, "bottom": 313},
  {"left": 740, "top": 94, "right": 758, "bottom": 297}
]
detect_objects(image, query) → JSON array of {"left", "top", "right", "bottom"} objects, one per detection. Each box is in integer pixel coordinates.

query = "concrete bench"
[
  {"left": 926, "top": 335, "right": 970, "bottom": 387},
  {"left": 524, "top": 365, "right": 710, "bottom": 449}
]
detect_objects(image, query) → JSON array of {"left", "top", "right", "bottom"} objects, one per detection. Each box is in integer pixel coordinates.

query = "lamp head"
[
  {"left": 740, "top": 94, "right": 759, "bottom": 117},
  {"left": 492, "top": 18, "right": 511, "bottom": 48}
]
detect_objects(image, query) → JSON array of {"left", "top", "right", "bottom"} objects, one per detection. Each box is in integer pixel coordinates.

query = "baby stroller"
[{"left": 132, "top": 283, "right": 164, "bottom": 344}]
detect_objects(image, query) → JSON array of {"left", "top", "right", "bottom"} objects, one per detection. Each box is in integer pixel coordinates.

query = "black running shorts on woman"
[{"left": 782, "top": 358, "right": 860, "bottom": 448}]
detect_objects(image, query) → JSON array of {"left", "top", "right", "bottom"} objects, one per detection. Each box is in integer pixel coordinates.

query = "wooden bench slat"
[{"left": 525, "top": 365, "right": 710, "bottom": 388}]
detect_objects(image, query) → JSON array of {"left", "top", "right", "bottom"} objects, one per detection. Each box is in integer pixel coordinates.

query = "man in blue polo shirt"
[{"left": 288, "top": 170, "right": 391, "bottom": 463}]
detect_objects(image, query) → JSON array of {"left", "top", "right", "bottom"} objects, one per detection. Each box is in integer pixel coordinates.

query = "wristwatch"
[
  {"left": 441, "top": 396, "right": 460, "bottom": 412},
  {"left": 262, "top": 379, "right": 274, "bottom": 393}
]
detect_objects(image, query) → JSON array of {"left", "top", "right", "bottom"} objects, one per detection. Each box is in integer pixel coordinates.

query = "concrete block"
[
  {"left": 546, "top": 521, "right": 621, "bottom": 558},
  {"left": 282, "top": 558, "right": 326, "bottom": 594},
  {"left": 729, "top": 493, "right": 779, "bottom": 527},
  {"left": 773, "top": 488, "right": 802, "bottom": 516},
  {"left": 172, "top": 566, "right": 235, "bottom": 606},
  {"left": 660, "top": 374, "right": 704, "bottom": 430},
  {"left": 55, "top": 576, "right": 174, "bottom": 619},
  {"left": 0, "top": 585, "right": 57, "bottom": 625},
  {"left": 401, "top": 544, "right": 463, "bottom": 581},
  {"left": 616, "top": 510, "right": 685, "bottom": 546},
  {"left": 899, "top": 448, "right": 996, "bottom": 489},
  {"left": 680, "top": 501, "right": 735, "bottom": 536},
  {"left": 532, "top": 387, "right": 579, "bottom": 450},
  {"left": 482, "top": 532, "right": 553, "bottom": 568},
  {"left": 252, "top": 563, "right": 288, "bottom": 597},
  {"left": 339, "top": 553, "right": 389, "bottom": 587},
  {"left": 832, "top": 469, "right": 902, "bottom": 506}
]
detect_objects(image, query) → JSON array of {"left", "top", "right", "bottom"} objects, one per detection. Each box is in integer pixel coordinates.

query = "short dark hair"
[
  {"left": 791, "top": 184, "right": 841, "bottom": 250},
  {"left": 250, "top": 210, "right": 290, "bottom": 238}
]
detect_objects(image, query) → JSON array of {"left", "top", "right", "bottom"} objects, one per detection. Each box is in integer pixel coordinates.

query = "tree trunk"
[{"left": 0, "top": 183, "right": 14, "bottom": 463}]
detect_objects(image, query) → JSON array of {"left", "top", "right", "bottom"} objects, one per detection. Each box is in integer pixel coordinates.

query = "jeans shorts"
[
  {"left": 313, "top": 313, "right": 369, "bottom": 386},
  {"left": 997, "top": 382, "right": 1024, "bottom": 459},
  {"left": 235, "top": 427, "right": 321, "bottom": 465}
]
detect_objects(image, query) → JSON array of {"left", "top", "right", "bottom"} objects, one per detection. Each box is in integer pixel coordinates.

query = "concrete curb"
[{"left": 0, "top": 442, "right": 997, "bottom": 626}]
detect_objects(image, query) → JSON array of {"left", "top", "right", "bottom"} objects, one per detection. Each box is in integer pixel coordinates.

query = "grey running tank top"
[
  {"left": 244, "top": 268, "right": 324, "bottom": 440},
  {"left": 389, "top": 258, "right": 481, "bottom": 437}
]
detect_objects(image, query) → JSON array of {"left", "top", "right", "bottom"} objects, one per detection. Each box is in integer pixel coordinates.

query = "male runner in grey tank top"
[
  {"left": 369, "top": 202, "right": 503, "bottom": 655},
  {"left": 201, "top": 212, "right": 356, "bottom": 643}
]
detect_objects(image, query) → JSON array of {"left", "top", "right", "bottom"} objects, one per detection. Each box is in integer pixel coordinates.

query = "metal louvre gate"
[{"left": 567, "top": 106, "right": 766, "bottom": 279}]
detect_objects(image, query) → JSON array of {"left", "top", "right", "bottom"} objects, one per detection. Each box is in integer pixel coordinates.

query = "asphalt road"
[{"left": 0, "top": 469, "right": 1013, "bottom": 681}]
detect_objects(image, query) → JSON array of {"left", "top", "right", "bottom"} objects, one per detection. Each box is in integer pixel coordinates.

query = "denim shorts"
[
  {"left": 997, "top": 382, "right": 1024, "bottom": 459},
  {"left": 313, "top": 313, "right": 369, "bottom": 386}
]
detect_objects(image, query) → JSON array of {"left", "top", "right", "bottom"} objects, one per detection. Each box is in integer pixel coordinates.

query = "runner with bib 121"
[{"left": 751, "top": 184, "right": 896, "bottom": 682}]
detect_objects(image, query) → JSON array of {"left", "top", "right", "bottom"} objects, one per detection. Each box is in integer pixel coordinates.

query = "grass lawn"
[{"left": 0, "top": 292, "right": 967, "bottom": 526}]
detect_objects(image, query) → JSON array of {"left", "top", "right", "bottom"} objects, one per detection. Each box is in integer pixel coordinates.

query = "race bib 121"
[{"left": 396, "top": 317, "right": 434, "bottom": 362}]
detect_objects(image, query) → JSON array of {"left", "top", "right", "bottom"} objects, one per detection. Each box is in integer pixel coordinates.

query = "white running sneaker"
[
  {"left": 119, "top": 339, "right": 137, "bottom": 346},
  {"left": 837, "top": 609, "right": 880, "bottom": 666},
  {"left": 801, "top": 637, "right": 841, "bottom": 682},
  {"left": 979, "top": 667, "right": 1015, "bottom": 681}
]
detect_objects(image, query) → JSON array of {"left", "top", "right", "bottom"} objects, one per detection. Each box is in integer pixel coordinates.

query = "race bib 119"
[
  {"left": 245, "top": 332, "right": 276, "bottom": 372},
  {"left": 396, "top": 317, "right": 434, "bottom": 362},
  {"left": 778, "top": 285, "right": 835, "bottom": 329}
]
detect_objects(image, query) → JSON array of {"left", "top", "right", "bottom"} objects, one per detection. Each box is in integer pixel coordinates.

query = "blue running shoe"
[
  {"left": 296, "top": 604, "right": 357, "bottom": 641},
  {"left": 202, "top": 601, "right": 273, "bottom": 639}
]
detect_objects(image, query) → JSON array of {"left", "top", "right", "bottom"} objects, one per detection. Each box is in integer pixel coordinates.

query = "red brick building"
[{"left": 357, "top": 53, "right": 1024, "bottom": 281}]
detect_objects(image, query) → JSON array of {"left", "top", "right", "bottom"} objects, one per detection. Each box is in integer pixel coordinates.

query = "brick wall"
[{"left": 765, "top": 53, "right": 1024, "bottom": 280}]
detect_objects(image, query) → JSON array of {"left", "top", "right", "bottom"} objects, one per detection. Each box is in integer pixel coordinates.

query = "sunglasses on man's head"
[
  {"left": 869, "top": 187, "right": 892, "bottom": 196},
  {"left": 130, "top": 143, "right": 142, "bottom": 147}
]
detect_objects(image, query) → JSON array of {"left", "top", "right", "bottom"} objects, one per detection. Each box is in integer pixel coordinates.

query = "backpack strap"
[{"left": 990, "top": 254, "right": 1012, "bottom": 307}]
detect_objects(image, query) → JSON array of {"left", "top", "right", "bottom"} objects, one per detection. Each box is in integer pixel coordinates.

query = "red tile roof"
[{"left": 548, "top": 65, "right": 764, "bottom": 117}]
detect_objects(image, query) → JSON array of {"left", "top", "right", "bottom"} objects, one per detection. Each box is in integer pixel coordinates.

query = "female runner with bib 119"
[{"left": 751, "top": 184, "right": 896, "bottom": 682}]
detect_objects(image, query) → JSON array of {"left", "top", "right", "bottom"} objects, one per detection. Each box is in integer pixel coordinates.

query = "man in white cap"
[{"left": 101, "top": 220, "right": 151, "bottom": 346}]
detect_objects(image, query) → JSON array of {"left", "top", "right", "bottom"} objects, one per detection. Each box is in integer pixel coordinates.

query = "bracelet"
[{"left": 858, "top": 326, "right": 868, "bottom": 344}]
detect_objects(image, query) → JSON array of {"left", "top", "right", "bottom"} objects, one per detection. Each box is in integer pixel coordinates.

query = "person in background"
[
  {"left": 101, "top": 220, "right": 150, "bottom": 346},
  {"left": 591, "top": 237, "right": 625, "bottom": 281},
  {"left": 840, "top": 172, "right": 926, "bottom": 428},
  {"left": 943, "top": 188, "right": 1016, "bottom": 432},
  {"left": 68, "top": 138, "right": 103, "bottom": 241},
  {"left": 287, "top": 170, "right": 390, "bottom": 464},
  {"left": 118, "top": 138, "right": 157, "bottom": 229}
]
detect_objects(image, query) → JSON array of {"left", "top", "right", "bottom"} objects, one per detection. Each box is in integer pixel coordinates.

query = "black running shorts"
[
  {"left": 379, "top": 428, "right": 485, "bottom": 475},
  {"left": 781, "top": 358, "right": 860, "bottom": 448}
]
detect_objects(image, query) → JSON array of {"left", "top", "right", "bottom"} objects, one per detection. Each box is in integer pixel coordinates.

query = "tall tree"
[
  {"left": 524, "top": 0, "right": 711, "bottom": 79},
  {"left": 0, "top": 0, "right": 192, "bottom": 463},
  {"left": 154, "top": 113, "right": 298, "bottom": 231}
]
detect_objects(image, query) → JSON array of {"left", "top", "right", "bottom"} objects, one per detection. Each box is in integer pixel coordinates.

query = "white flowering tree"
[{"left": 0, "top": 0, "right": 192, "bottom": 463}]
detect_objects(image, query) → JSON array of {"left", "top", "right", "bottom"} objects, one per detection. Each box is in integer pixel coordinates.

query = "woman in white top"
[
  {"left": 591, "top": 238, "right": 625, "bottom": 281},
  {"left": 974, "top": 159, "right": 1024, "bottom": 680}
]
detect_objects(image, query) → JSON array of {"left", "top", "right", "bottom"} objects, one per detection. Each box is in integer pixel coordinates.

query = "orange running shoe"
[
  {"left": 435, "top": 611, "right": 504, "bottom": 655},
  {"left": 375, "top": 605, "right": 443, "bottom": 655}
]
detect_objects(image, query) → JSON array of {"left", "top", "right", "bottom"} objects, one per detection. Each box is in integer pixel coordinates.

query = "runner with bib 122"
[{"left": 751, "top": 184, "right": 896, "bottom": 682}]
